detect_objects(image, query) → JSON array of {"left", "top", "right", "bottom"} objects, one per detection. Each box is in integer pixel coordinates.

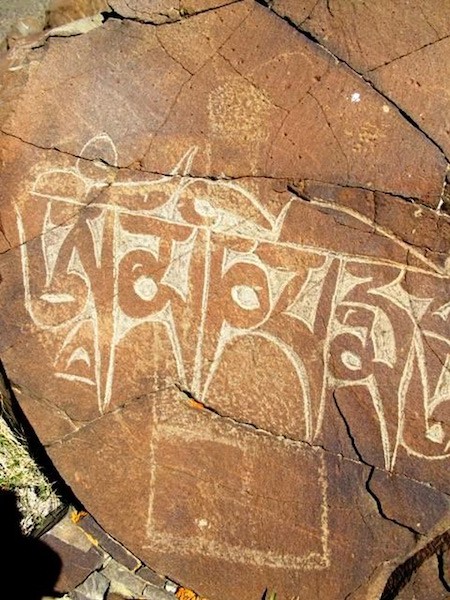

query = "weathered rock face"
[
  {"left": 0, "top": 2, "right": 449, "bottom": 599},
  {"left": 266, "top": 0, "right": 450, "bottom": 160}
]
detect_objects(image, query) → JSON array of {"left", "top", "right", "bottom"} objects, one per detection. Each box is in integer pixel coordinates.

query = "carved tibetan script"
[{"left": 16, "top": 134, "right": 450, "bottom": 473}]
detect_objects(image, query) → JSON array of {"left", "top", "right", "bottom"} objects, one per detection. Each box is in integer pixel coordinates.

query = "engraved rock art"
[
  {"left": 1, "top": 2, "right": 450, "bottom": 599},
  {"left": 15, "top": 134, "right": 450, "bottom": 474}
]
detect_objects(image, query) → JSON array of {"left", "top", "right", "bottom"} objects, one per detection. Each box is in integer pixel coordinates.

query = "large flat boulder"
[{"left": 0, "top": 2, "right": 449, "bottom": 598}]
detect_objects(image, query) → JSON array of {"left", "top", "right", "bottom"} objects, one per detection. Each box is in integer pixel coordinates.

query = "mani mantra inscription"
[{"left": 16, "top": 134, "right": 450, "bottom": 482}]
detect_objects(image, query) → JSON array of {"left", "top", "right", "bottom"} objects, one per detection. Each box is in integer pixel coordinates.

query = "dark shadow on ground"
[{"left": 0, "top": 488, "right": 62, "bottom": 599}]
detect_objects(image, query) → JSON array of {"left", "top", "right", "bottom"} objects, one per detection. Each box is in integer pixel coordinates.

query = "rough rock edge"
[{"left": 1, "top": 2, "right": 450, "bottom": 596}]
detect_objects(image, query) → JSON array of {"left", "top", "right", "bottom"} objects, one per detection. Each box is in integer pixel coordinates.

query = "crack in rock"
[
  {"left": 333, "top": 392, "right": 422, "bottom": 539},
  {"left": 0, "top": 171, "right": 117, "bottom": 256},
  {"left": 307, "top": 89, "right": 350, "bottom": 180},
  {"left": 368, "top": 33, "right": 450, "bottom": 72},
  {"left": 0, "top": 211, "right": 12, "bottom": 249},
  {"left": 366, "top": 466, "right": 421, "bottom": 538},
  {"left": 288, "top": 169, "right": 446, "bottom": 212},
  {"left": 437, "top": 549, "right": 450, "bottom": 592},
  {"left": 42, "top": 385, "right": 175, "bottom": 448},
  {"left": 174, "top": 385, "right": 447, "bottom": 511},
  {"left": 174, "top": 383, "right": 353, "bottom": 461},
  {"left": 102, "top": 0, "right": 243, "bottom": 26},
  {"left": 380, "top": 529, "right": 450, "bottom": 600},
  {"left": 256, "top": 0, "right": 447, "bottom": 159},
  {"left": 288, "top": 185, "right": 449, "bottom": 276}
]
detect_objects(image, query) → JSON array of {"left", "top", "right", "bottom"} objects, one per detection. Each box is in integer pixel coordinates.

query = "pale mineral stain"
[
  {"left": 196, "top": 518, "right": 209, "bottom": 529},
  {"left": 208, "top": 78, "right": 272, "bottom": 144},
  {"left": 426, "top": 422, "right": 445, "bottom": 444}
]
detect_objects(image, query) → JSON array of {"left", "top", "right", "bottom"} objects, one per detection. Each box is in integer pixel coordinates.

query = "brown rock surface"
[
  {"left": 269, "top": 0, "right": 450, "bottom": 73},
  {"left": 266, "top": 0, "right": 450, "bottom": 160},
  {"left": 369, "top": 37, "right": 450, "bottom": 159},
  {"left": 0, "top": 2, "right": 450, "bottom": 599}
]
